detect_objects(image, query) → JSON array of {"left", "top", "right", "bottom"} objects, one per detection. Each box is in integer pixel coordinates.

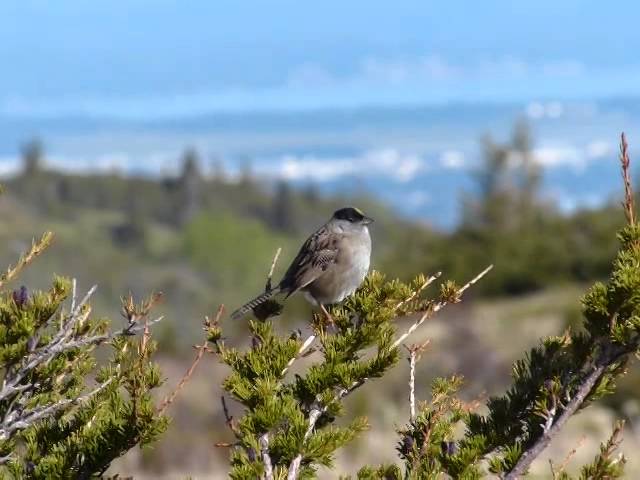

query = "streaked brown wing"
[{"left": 279, "top": 226, "right": 339, "bottom": 296}]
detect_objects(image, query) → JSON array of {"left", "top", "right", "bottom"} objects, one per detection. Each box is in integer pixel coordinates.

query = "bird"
[{"left": 231, "top": 207, "right": 373, "bottom": 320}]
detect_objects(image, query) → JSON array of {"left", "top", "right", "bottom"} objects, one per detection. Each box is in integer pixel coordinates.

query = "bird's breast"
[{"left": 305, "top": 229, "right": 371, "bottom": 305}]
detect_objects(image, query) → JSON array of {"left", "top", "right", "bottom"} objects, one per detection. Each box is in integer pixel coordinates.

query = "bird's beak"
[{"left": 362, "top": 216, "right": 374, "bottom": 225}]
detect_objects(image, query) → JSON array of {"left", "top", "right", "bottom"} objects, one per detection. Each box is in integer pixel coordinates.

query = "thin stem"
[{"left": 392, "top": 265, "right": 493, "bottom": 349}]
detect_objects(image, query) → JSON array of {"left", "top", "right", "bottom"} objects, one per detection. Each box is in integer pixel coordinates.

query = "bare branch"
[
  {"left": 405, "top": 340, "right": 430, "bottom": 423},
  {"left": 281, "top": 334, "right": 316, "bottom": 376},
  {"left": 259, "top": 432, "right": 274, "bottom": 480},
  {"left": 157, "top": 306, "right": 224, "bottom": 415},
  {"left": 392, "top": 265, "right": 493, "bottom": 349},
  {"left": 265, "top": 247, "right": 282, "bottom": 292},
  {"left": 287, "top": 385, "right": 356, "bottom": 479},
  {"left": 0, "top": 378, "right": 112, "bottom": 440},
  {"left": 408, "top": 348, "right": 416, "bottom": 422},
  {"left": 620, "top": 132, "right": 636, "bottom": 226}
]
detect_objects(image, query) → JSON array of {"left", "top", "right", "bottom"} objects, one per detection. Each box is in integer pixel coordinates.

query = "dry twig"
[
  {"left": 158, "top": 305, "right": 224, "bottom": 415},
  {"left": 620, "top": 132, "right": 636, "bottom": 226},
  {"left": 392, "top": 265, "right": 493, "bottom": 349}
]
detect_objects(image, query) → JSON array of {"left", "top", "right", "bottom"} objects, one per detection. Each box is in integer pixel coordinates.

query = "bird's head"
[{"left": 331, "top": 207, "right": 374, "bottom": 227}]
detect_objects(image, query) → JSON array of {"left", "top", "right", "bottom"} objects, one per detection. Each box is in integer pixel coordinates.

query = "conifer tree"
[
  {"left": 206, "top": 133, "right": 639, "bottom": 479},
  {"left": 0, "top": 217, "right": 169, "bottom": 477}
]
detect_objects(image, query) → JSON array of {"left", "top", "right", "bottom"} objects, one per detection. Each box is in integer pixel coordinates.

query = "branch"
[
  {"left": 620, "top": 132, "right": 635, "bottom": 226},
  {"left": 0, "top": 284, "right": 162, "bottom": 404},
  {"left": 405, "top": 341, "right": 430, "bottom": 423},
  {"left": 394, "top": 272, "right": 442, "bottom": 312},
  {"left": 157, "top": 305, "right": 224, "bottom": 415},
  {"left": 265, "top": 247, "right": 282, "bottom": 292},
  {"left": 259, "top": 432, "right": 274, "bottom": 480},
  {"left": 287, "top": 385, "right": 355, "bottom": 479},
  {"left": 409, "top": 348, "right": 416, "bottom": 423},
  {"left": 392, "top": 265, "right": 493, "bottom": 349},
  {"left": 281, "top": 334, "right": 316, "bottom": 376},
  {"left": 0, "top": 378, "right": 112, "bottom": 440},
  {"left": 286, "top": 268, "right": 490, "bottom": 479},
  {"left": 504, "top": 347, "right": 625, "bottom": 480},
  {"left": 0, "top": 231, "right": 53, "bottom": 289}
]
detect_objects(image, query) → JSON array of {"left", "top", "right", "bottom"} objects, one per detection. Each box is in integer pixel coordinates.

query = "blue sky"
[{"left": 2, "top": 1, "right": 640, "bottom": 117}]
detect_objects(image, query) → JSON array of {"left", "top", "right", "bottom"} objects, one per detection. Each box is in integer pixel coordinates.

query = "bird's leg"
[{"left": 319, "top": 304, "right": 334, "bottom": 325}]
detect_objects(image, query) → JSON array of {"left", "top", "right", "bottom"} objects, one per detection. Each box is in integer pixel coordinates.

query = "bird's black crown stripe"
[{"left": 333, "top": 207, "right": 365, "bottom": 222}]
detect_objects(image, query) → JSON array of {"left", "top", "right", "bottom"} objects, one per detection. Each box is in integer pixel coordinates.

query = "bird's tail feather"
[{"left": 231, "top": 288, "right": 280, "bottom": 319}]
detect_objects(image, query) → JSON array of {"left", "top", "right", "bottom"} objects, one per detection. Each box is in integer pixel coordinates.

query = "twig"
[
  {"left": 259, "top": 432, "right": 274, "bottom": 480},
  {"left": 394, "top": 272, "right": 442, "bottom": 312},
  {"left": 287, "top": 385, "right": 356, "bottom": 479},
  {"left": 0, "top": 231, "right": 53, "bottom": 289},
  {"left": 281, "top": 334, "right": 316, "bottom": 376},
  {"left": 392, "top": 265, "right": 493, "bottom": 349},
  {"left": 405, "top": 341, "right": 430, "bottom": 423},
  {"left": 157, "top": 305, "right": 224, "bottom": 415},
  {"left": 221, "top": 395, "right": 240, "bottom": 438},
  {"left": 620, "top": 133, "right": 635, "bottom": 226},
  {"left": 265, "top": 247, "right": 282, "bottom": 292},
  {"left": 409, "top": 348, "right": 416, "bottom": 422},
  {"left": 550, "top": 435, "right": 586, "bottom": 479}
]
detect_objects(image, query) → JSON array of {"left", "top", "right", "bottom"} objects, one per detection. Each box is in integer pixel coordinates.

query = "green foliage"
[
  {"left": 0, "top": 233, "right": 168, "bottom": 478},
  {"left": 210, "top": 134, "right": 640, "bottom": 479},
  {"left": 209, "top": 270, "right": 468, "bottom": 479}
]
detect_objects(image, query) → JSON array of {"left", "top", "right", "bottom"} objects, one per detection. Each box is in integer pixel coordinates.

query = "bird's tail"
[{"left": 231, "top": 287, "right": 280, "bottom": 319}]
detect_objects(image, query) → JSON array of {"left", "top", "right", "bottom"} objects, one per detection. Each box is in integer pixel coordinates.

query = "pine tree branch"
[
  {"left": 0, "top": 231, "right": 53, "bottom": 289},
  {"left": 0, "top": 284, "right": 162, "bottom": 404},
  {"left": 0, "top": 378, "right": 112, "bottom": 441},
  {"left": 504, "top": 345, "right": 626, "bottom": 479},
  {"left": 394, "top": 272, "right": 442, "bottom": 312},
  {"left": 287, "top": 385, "right": 356, "bottom": 479},
  {"left": 392, "top": 265, "right": 493, "bottom": 349}
]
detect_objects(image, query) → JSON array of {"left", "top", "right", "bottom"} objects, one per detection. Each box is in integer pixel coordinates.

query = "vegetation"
[
  {"left": 0, "top": 222, "right": 169, "bottom": 478},
  {"left": 201, "top": 134, "right": 638, "bottom": 478},
  {"left": 1, "top": 128, "right": 638, "bottom": 477}
]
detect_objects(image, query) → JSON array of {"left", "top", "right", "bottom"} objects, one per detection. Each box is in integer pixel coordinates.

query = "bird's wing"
[{"left": 280, "top": 226, "right": 340, "bottom": 296}]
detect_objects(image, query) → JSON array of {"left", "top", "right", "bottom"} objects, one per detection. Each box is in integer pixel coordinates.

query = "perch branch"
[{"left": 265, "top": 247, "right": 282, "bottom": 292}]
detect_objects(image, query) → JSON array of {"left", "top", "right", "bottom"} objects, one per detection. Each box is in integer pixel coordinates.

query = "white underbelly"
[{"left": 305, "top": 239, "right": 370, "bottom": 305}]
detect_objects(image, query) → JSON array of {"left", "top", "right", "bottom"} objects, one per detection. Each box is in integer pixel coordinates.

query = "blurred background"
[{"left": 2, "top": 1, "right": 640, "bottom": 477}]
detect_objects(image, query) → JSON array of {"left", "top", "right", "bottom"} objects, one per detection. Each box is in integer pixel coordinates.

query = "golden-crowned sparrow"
[{"left": 231, "top": 207, "right": 373, "bottom": 319}]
